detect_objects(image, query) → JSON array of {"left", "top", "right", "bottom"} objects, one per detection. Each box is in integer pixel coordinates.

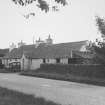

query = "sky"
[{"left": 0, "top": 0, "right": 105, "bottom": 48}]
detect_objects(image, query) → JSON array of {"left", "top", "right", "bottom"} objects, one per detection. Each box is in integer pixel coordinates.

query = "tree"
[
  {"left": 96, "top": 16, "right": 105, "bottom": 36},
  {"left": 91, "top": 16, "right": 105, "bottom": 64},
  {"left": 12, "top": 0, "right": 68, "bottom": 18}
]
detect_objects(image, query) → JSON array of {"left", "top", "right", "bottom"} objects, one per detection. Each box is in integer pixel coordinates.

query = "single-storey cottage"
[{"left": 2, "top": 36, "right": 93, "bottom": 70}]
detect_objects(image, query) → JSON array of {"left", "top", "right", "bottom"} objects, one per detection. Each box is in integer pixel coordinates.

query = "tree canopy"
[
  {"left": 12, "top": 0, "right": 68, "bottom": 12},
  {"left": 11, "top": 0, "right": 68, "bottom": 19},
  {"left": 91, "top": 16, "right": 105, "bottom": 64},
  {"left": 96, "top": 16, "right": 105, "bottom": 37}
]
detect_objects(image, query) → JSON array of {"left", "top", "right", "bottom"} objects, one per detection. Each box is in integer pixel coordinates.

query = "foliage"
[
  {"left": 96, "top": 16, "right": 105, "bottom": 36},
  {"left": 91, "top": 16, "right": 105, "bottom": 64},
  {"left": 12, "top": 0, "right": 68, "bottom": 13},
  {"left": 91, "top": 42, "right": 105, "bottom": 64}
]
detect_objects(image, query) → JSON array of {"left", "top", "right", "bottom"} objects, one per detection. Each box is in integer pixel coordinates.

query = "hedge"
[{"left": 38, "top": 64, "right": 105, "bottom": 79}]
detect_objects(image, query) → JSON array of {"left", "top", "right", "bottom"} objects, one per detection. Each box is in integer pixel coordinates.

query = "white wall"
[
  {"left": 21, "top": 54, "right": 30, "bottom": 70},
  {"left": 2, "top": 59, "right": 9, "bottom": 68},
  {"left": 45, "top": 58, "right": 68, "bottom": 64},
  {"left": 30, "top": 59, "right": 43, "bottom": 70},
  {"left": 60, "top": 58, "right": 68, "bottom": 64},
  {"left": 2, "top": 59, "right": 5, "bottom": 65}
]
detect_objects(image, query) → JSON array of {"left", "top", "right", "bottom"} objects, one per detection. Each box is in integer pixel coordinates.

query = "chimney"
[
  {"left": 46, "top": 35, "right": 53, "bottom": 45},
  {"left": 9, "top": 43, "right": 16, "bottom": 52},
  {"left": 18, "top": 40, "right": 25, "bottom": 48}
]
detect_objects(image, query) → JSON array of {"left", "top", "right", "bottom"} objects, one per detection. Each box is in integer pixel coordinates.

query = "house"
[
  {"left": 2, "top": 36, "right": 92, "bottom": 70},
  {"left": 0, "top": 49, "right": 9, "bottom": 67}
]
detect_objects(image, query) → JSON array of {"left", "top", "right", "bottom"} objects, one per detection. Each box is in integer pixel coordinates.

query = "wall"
[
  {"left": 45, "top": 58, "right": 68, "bottom": 64},
  {"left": 60, "top": 58, "right": 68, "bottom": 64},
  {"left": 2, "top": 59, "right": 5, "bottom": 65},
  {"left": 2, "top": 59, "right": 9, "bottom": 68},
  {"left": 21, "top": 54, "right": 30, "bottom": 70},
  {"left": 30, "top": 59, "right": 43, "bottom": 70}
]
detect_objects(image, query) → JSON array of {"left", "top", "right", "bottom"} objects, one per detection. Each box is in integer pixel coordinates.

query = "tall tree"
[
  {"left": 91, "top": 16, "right": 105, "bottom": 64},
  {"left": 96, "top": 16, "right": 105, "bottom": 37}
]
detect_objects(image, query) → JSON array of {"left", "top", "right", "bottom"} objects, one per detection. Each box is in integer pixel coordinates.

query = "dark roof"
[
  {"left": 4, "top": 48, "right": 22, "bottom": 59},
  {"left": 0, "top": 49, "right": 9, "bottom": 57},
  {"left": 4, "top": 40, "right": 89, "bottom": 59}
]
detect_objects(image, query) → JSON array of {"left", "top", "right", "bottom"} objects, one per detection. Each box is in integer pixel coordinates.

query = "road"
[{"left": 0, "top": 73, "right": 105, "bottom": 105}]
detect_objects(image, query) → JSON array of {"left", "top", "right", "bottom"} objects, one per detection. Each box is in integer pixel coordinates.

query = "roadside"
[
  {"left": 20, "top": 70, "right": 105, "bottom": 86},
  {"left": 0, "top": 86, "right": 60, "bottom": 105},
  {"left": 0, "top": 73, "right": 105, "bottom": 105}
]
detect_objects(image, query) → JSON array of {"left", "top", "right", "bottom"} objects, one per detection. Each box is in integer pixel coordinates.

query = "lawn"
[
  {"left": 0, "top": 68, "right": 20, "bottom": 73},
  {"left": 0, "top": 87, "right": 61, "bottom": 105}
]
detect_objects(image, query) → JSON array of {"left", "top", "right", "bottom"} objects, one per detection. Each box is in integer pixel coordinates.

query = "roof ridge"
[
  {"left": 4, "top": 40, "right": 89, "bottom": 59},
  {"left": 53, "top": 40, "right": 88, "bottom": 45}
]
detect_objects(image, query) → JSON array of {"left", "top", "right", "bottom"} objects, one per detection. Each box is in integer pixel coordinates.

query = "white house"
[{"left": 2, "top": 36, "right": 92, "bottom": 70}]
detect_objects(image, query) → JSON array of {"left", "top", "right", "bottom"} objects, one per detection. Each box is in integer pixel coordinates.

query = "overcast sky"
[{"left": 0, "top": 0, "right": 105, "bottom": 48}]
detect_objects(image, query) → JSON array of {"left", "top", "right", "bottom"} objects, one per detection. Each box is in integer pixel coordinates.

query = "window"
[
  {"left": 47, "top": 59, "right": 49, "bottom": 62},
  {"left": 43, "top": 58, "right": 46, "bottom": 63},
  {"left": 56, "top": 58, "right": 60, "bottom": 63},
  {"left": 68, "top": 58, "right": 71, "bottom": 64},
  {"left": 68, "top": 58, "right": 77, "bottom": 64}
]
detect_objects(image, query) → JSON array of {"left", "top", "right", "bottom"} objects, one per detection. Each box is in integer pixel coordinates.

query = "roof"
[
  {"left": 0, "top": 49, "right": 9, "bottom": 57},
  {"left": 4, "top": 40, "right": 90, "bottom": 59}
]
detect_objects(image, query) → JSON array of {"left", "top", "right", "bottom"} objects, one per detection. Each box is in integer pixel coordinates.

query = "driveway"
[{"left": 0, "top": 73, "right": 105, "bottom": 105}]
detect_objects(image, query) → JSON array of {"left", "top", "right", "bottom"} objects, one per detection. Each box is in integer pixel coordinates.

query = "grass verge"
[
  {"left": 20, "top": 70, "right": 105, "bottom": 86},
  {"left": 0, "top": 86, "right": 61, "bottom": 105},
  {"left": 0, "top": 69, "right": 21, "bottom": 73}
]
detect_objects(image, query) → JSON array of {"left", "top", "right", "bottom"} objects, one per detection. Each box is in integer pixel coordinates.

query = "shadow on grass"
[{"left": 0, "top": 87, "right": 61, "bottom": 105}]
